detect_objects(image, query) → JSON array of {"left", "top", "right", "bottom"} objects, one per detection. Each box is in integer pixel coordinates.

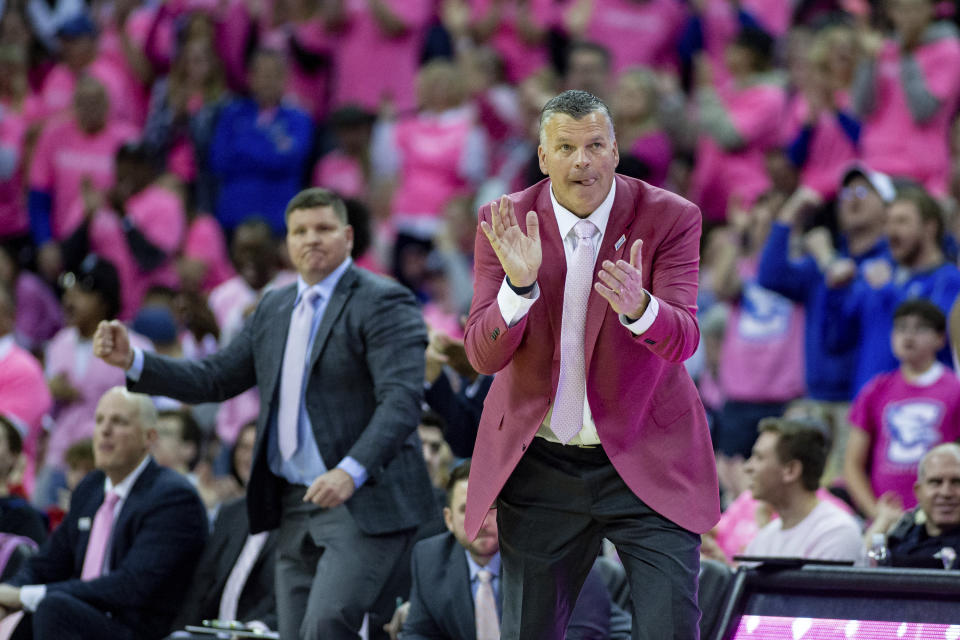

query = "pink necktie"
[
  {"left": 551, "top": 219, "right": 597, "bottom": 443},
  {"left": 81, "top": 490, "right": 119, "bottom": 580},
  {"left": 278, "top": 289, "right": 319, "bottom": 460},
  {"left": 475, "top": 569, "right": 499, "bottom": 640},
  {"left": 218, "top": 532, "right": 269, "bottom": 622}
]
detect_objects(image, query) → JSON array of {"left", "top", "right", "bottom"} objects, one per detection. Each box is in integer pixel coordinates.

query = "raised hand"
[
  {"left": 480, "top": 195, "right": 542, "bottom": 288},
  {"left": 93, "top": 320, "right": 134, "bottom": 369},
  {"left": 595, "top": 239, "right": 649, "bottom": 320}
]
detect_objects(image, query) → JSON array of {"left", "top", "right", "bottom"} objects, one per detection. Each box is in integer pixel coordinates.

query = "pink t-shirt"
[
  {"left": 97, "top": 8, "right": 156, "bottom": 128},
  {"left": 88, "top": 184, "right": 186, "bottom": 320},
  {"left": 784, "top": 92, "right": 858, "bottom": 200},
  {"left": 471, "top": 0, "right": 554, "bottom": 83},
  {"left": 331, "top": 0, "right": 433, "bottom": 113},
  {"left": 39, "top": 57, "right": 141, "bottom": 128},
  {"left": 183, "top": 214, "right": 235, "bottom": 293},
  {"left": 860, "top": 34, "right": 960, "bottom": 196},
  {"left": 690, "top": 79, "right": 787, "bottom": 221},
  {"left": 312, "top": 150, "right": 366, "bottom": 199},
  {"left": 580, "top": 0, "right": 687, "bottom": 74},
  {"left": 719, "top": 258, "right": 806, "bottom": 403},
  {"left": 29, "top": 117, "right": 138, "bottom": 240},
  {"left": 391, "top": 110, "right": 476, "bottom": 223},
  {"left": 44, "top": 326, "right": 152, "bottom": 467},
  {"left": 629, "top": 130, "right": 673, "bottom": 188},
  {"left": 0, "top": 339, "right": 52, "bottom": 497},
  {"left": 849, "top": 365, "right": 960, "bottom": 509}
]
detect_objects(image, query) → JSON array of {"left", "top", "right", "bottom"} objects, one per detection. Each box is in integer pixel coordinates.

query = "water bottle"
[{"left": 867, "top": 533, "right": 889, "bottom": 567}]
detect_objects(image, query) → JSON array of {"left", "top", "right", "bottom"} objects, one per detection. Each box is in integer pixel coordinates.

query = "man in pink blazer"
[{"left": 464, "top": 90, "right": 720, "bottom": 639}]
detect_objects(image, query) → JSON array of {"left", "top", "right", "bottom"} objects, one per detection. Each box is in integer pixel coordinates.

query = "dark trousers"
[
  {"left": 497, "top": 438, "right": 701, "bottom": 640},
  {"left": 11, "top": 592, "right": 135, "bottom": 640},
  {"left": 274, "top": 484, "right": 415, "bottom": 640}
]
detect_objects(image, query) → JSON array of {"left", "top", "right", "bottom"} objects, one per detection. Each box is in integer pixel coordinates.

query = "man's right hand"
[
  {"left": 479, "top": 195, "right": 541, "bottom": 290},
  {"left": 93, "top": 320, "right": 134, "bottom": 369}
]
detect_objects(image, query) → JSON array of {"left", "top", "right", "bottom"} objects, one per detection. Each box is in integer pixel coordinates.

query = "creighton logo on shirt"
[
  {"left": 883, "top": 400, "right": 944, "bottom": 465},
  {"left": 736, "top": 282, "right": 792, "bottom": 341}
]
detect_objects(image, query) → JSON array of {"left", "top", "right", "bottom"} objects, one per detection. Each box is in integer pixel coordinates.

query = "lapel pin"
[
  {"left": 79, "top": 517, "right": 92, "bottom": 531},
  {"left": 614, "top": 234, "right": 625, "bottom": 251}
]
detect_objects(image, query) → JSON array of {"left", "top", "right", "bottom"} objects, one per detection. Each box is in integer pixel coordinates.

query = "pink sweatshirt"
[
  {"left": 331, "top": 0, "right": 433, "bottom": 113},
  {"left": 88, "top": 184, "right": 186, "bottom": 320},
  {"left": 860, "top": 33, "right": 960, "bottom": 196},
  {"left": 29, "top": 116, "right": 138, "bottom": 240}
]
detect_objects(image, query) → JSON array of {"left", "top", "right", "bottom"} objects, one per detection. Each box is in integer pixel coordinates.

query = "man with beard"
[{"left": 825, "top": 185, "right": 960, "bottom": 394}]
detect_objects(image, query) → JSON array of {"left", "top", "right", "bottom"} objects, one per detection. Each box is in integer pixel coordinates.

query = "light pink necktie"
[
  {"left": 551, "top": 219, "right": 597, "bottom": 443},
  {"left": 278, "top": 289, "right": 319, "bottom": 460},
  {"left": 218, "top": 532, "right": 269, "bottom": 622},
  {"left": 475, "top": 569, "right": 500, "bottom": 640},
  {"left": 81, "top": 490, "right": 119, "bottom": 580}
]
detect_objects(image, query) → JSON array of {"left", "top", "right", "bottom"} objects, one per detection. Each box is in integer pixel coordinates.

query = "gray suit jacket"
[{"left": 130, "top": 264, "right": 435, "bottom": 535}]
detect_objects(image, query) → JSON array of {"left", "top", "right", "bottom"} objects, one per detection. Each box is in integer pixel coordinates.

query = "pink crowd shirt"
[
  {"left": 471, "top": 0, "right": 554, "bottom": 83},
  {"left": 88, "top": 184, "right": 186, "bottom": 320},
  {"left": 331, "top": 0, "right": 434, "bottom": 113},
  {"left": 40, "top": 57, "right": 141, "bottom": 128},
  {"left": 719, "top": 258, "right": 806, "bottom": 403},
  {"left": 859, "top": 34, "right": 960, "bottom": 196},
  {"left": 849, "top": 364, "right": 960, "bottom": 510},
  {"left": 629, "top": 130, "right": 673, "bottom": 188},
  {"left": 29, "top": 117, "right": 138, "bottom": 240},
  {"left": 97, "top": 7, "right": 157, "bottom": 127},
  {"left": 0, "top": 337, "right": 52, "bottom": 496},
  {"left": 390, "top": 109, "right": 477, "bottom": 231},
  {"left": 690, "top": 79, "right": 787, "bottom": 221},
  {"left": 182, "top": 214, "right": 235, "bottom": 293},
  {"left": 312, "top": 150, "right": 366, "bottom": 199},
  {"left": 784, "top": 92, "right": 859, "bottom": 200},
  {"left": 579, "top": 0, "right": 687, "bottom": 73}
]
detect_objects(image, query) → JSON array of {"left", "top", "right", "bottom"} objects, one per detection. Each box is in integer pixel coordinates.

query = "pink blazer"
[{"left": 464, "top": 175, "right": 721, "bottom": 538}]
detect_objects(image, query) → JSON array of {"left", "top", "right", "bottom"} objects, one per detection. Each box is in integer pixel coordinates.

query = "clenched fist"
[{"left": 93, "top": 320, "right": 134, "bottom": 369}]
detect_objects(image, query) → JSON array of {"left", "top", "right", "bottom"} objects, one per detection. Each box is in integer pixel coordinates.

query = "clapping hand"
[
  {"left": 480, "top": 195, "right": 542, "bottom": 291},
  {"left": 595, "top": 239, "right": 650, "bottom": 321}
]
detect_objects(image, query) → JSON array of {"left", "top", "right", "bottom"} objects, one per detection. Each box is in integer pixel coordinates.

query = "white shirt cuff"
[
  {"left": 126, "top": 347, "right": 145, "bottom": 382},
  {"left": 496, "top": 278, "right": 539, "bottom": 327},
  {"left": 620, "top": 293, "right": 659, "bottom": 335},
  {"left": 19, "top": 585, "right": 45, "bottom": 612}
]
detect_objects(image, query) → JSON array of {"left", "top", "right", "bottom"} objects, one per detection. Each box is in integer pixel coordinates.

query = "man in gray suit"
[{"left": 93, "top": 188, "right": 436, "bottom": 640}]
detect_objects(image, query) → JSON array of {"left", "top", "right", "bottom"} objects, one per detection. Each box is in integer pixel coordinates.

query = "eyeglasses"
[{"left": 840, "top": 185, "right": 873, "bottom": 202}]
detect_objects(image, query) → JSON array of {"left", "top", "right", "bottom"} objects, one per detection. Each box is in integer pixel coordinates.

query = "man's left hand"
[
  {"left": 595, "top": 239, "right": 649, "bottom": 320},
  {"left": 303, "top": 469, "right": 355, "bottom": 508},
  {"left": 0, "top": 585, "right": 21, "bottom": 610}
]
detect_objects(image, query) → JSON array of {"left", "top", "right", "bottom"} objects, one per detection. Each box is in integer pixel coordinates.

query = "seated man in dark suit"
[
  {"left": 0, "top": 387, "right": 209, "bottom": 640},
  {"left": 401, "top": 461, "right": 620, "bottom": 640},
  {"left": 168, "top": 422, "right": 278, "bottom": 638},
  {"left": 865, "top": 443, "right": 960, "bottom": 568}
]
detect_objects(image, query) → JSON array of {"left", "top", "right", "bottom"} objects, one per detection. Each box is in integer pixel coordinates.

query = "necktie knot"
[
  {"left": 573, "top": 219, "right": 597, "bottom": 242},
  {"left": 302, "top": 288, "right": 320, "bottom": 310},
  {"left": 477, "top": 569, "right": 492, "bottom": 584},
  {"left": 103, "top": 490, "right": 119, "bottom": 509}
]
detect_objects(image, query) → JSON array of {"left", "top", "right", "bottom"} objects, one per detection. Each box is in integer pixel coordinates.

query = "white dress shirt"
[{"left": 496, "top": 180, "right": 660, "bottom": 445}]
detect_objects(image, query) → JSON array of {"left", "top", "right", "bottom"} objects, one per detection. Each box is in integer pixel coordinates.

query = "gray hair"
[
  {"left": 284, "top": 187, "right": 348, "bottom": 224},
  {"left": 918, "top": 443, "right": 960, "bottom": 481},
  {"left": 538, "top": 90, "right": 615, "bottom": 147},
  {"left": 103, "top": 387, "right": 158, "bottom": 430}
]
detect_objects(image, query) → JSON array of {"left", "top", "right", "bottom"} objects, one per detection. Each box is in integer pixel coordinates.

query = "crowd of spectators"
[{"left": 2, "top": 0, "right": 960, "bottom": 637}]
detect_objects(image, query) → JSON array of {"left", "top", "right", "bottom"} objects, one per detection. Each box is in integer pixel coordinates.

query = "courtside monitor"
[{"left": 713, "top": 563, "right": 960, "bottom": 639}]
